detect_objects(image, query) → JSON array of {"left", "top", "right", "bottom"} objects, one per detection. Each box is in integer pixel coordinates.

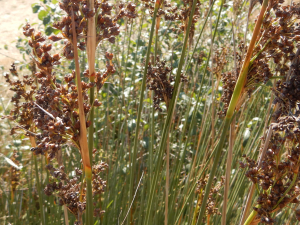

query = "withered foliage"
[
  {"left": 146, "top": 56, "right": 187, "bottom": 111},
  {"left": 3, "top": 0, "right": 137, "bottom": 222},
  {"left": 239, "top": 2, "right": 300, "bottom": 223}
]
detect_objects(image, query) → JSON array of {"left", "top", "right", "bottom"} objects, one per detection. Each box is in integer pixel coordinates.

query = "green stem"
[
  {"left": 34, "top": 154, "right": 45, "bottom": 225},
  {"left": 85, "top": 167, "right": 93, "bottom": 225},
  {"left": 128, "top": 1, "right": 160, "bottom": 222},
  {"left": 243, "top": 209, "right": 258, "bottom": 225},
  {"left": 88, "top": 89, "right": 94, "bottom": 168},
  {"left": 273, "top": 172, "right": 297, "bottom": 210}
]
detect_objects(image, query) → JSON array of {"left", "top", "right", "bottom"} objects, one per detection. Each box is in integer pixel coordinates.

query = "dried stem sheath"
[
  {"left": 71, "top": 8, "right": 93, "bottom": 225},
  {"left": 87, "top": 0, "right": 96, "bottom": 166},
  {"left": 86, "top": 1, "right": 96, "bottom": 223}
]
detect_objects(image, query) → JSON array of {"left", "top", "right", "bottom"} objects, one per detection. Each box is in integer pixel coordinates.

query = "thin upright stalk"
[
  {"left": 196, "top": 0, "right": 269, "bottom": 223},
  {"left": 29, "top": 136, "right": 45, "bottom": 225},
  {"left": 86, "top": 1, "right": 96, "bottom": 222},
  {"left": 209, "top": 0, "right": 215, "bottom": 146},
  {"left": 87, "top": 0, "right": 96, "bottom": 175},
  {"left": 71, "top": 8, "right": 93, "bottom": 225},
  {"left": 128, "top": 0, "right": 160, "bottom": 222},
  {"left": 154, "top": 11, "right": 170, "bottom": 225},
  {"left": 57, "top": 150, "right": 69, "bottom": 225},
  {"left": 165, "top": 129, "right": 170, "bottom": 225},
  {"left": 221, "top": 116, "right": 235, "bottom": 225},
  {"left": 144, "top": 0, "right": 198, "bottom": 223},
  {"left": 221, "top": 18, "right": 238, "bottom": 224}
]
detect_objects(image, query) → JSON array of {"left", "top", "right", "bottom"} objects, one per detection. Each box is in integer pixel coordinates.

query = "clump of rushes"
[
  {"left": 146, "top": 56, "right": 187, "bottom": 225},
  {"left": 4, "top": 0, "right": 137, "bottom": 224},
  {"left": 196, "top": 0, "right": 273, "bottom": 222},
  {"left": 220, "top": 0, "right": 300, "bottom": 117},
  {"left": 237, "top": 1, "right": 300, "bottom": 224}
]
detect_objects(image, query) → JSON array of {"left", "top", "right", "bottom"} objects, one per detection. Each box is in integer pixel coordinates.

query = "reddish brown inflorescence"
[{"left": 4, "top": 0, "right": 137, "bottom": 222}]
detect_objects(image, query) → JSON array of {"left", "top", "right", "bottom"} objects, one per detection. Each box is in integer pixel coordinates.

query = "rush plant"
[{"left": 3, "top": 0, "right": 300, "bottom": 224}]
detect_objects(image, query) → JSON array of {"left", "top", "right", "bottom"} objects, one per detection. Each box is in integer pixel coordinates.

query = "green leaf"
[
  {"left": 143, "top": 124, "right": 149, "bottom": 131},
  {"left": 38, "top": 10, "right": 48, "bottom": 20},
  {"left": 43, "top": 15, "right": 51, "bottom": 25},
  {"left": 31, "top": 3, "right": 41, "bottom": 13},
  {"left": 18, "top": 23, "right": 24, "bottom": 30},
  {"left": 53, "top": 29, "right": 60, "bottom": 35},
  {"left": 45, "top": 27, "right": 54, "bottom": 35},
  {"left": 52, "top": 0, "right": 58, "bottom": 3}
]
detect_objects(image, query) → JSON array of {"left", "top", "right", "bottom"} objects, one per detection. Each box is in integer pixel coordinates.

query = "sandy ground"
[{"left": 0, "top": 0, "right": 39, "bottom": 71}]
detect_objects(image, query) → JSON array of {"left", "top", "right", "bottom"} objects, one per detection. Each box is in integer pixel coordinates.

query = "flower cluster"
[
  {"left": 50, "top": 0, "right": 137, "bottom": 61},
  {"left": 218, "top": 45, "right": 243, "bottom": 117},
  {"left": 236, "top": 1, "right": 300, "bottom": 223},
  {"left": 5, "top": 23, "right": 97, "bottom": 159},
  {"left": 3, "top": 0, "right": 136, "bottom": 221},
  {"left": 195, "top": 175, "right": 224, "bottom": 221},
  {"left": 219, "top": 1, "right": 300, "bottom": 116},
  {"left": 141, "top": 0, "right": 201, "bottom": 45},
  {"left": 240, "top": 117, "right": 300, "bottom": 223},
  {"left": 44, "top": 158, "right": 108, "bottom": 219},
  {"left": 146, "top": 56, "right": 187, "bottom": 111}
]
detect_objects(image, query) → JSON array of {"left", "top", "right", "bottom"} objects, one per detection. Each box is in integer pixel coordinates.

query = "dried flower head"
[{"left": 146, "top": 56, "right": 187, "bottom": 111}]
